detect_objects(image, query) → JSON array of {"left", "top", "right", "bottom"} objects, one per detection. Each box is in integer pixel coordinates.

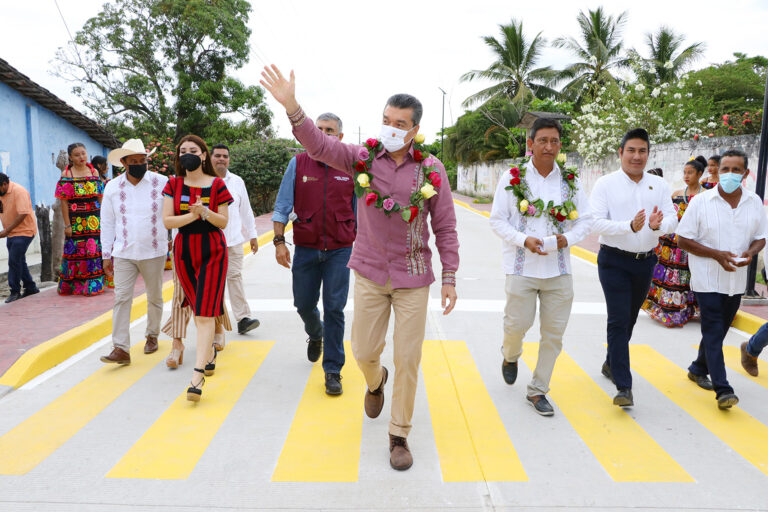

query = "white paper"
[
  {"left": 542, "top": 236, "right": 558, "bottom": 252},
  {"left": 732, "top": 257, "right": 747, "bottom": 263}
]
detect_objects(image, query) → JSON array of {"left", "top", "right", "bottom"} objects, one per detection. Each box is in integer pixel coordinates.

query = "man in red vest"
[{"left": 272, "top": 112, "right": 356, "bottom": 396}]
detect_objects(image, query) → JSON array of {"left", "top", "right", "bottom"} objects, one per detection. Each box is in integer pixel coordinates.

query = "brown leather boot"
[
  {"left": 741, "top": 342, "right": 759, "bottom": 377},
  {"left": 364, "top": 366, "right": 388, "bottom": 418},
  {"left": 100, "top": 347, "right": 131, "bottom": 365},
  {"left": 144, "top": 335, "right": 159, "bottom": 354},
  {"left": 389, "top": 434, "right": 413, "bottom": 471}
]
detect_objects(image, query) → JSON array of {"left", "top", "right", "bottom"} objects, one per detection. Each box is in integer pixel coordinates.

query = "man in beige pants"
[{"left": 489, "top": 118, "right": 591, "bottom": 416}]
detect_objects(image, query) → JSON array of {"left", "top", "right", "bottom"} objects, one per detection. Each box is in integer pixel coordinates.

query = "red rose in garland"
[
  {"left": 413, "top": 150, "right": 424, "bottom": 162},
  {"left": 366, "top": 138, "right": 378, "bottom": 148},
  {"left": 365, "top": 192, "right": 378, "bottom": 206},
  {"left": 556, "top": 212, "right": 566, "bottom": 222},
  {"left": 428, "top": 171, "right": 441, "bottom": 188},
  {"left": 355, "top": 160, "right": 368, "bottom": 172},
  {"left": 510, "top": 176, "right": 521, "bottom": 186},
  {"left": 510, "top": 166, "right": 520, "bottom": 178},
  {"left": 566, "top": 173, "right": 575, "bottom": 180},
  {"left": 407, "top": 205, "right": 419, "bottom": 223}
]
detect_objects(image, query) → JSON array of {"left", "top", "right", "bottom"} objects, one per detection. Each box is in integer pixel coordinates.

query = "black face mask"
[
  {"left": 179, "top": 153, "right": 202, "bottom": 171},
  {"left": 127, "top": 164, "right": 147, "bottom": 179}
]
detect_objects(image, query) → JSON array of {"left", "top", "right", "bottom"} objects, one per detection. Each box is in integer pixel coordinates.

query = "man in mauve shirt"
[{"left": 261, "top": 64, "right": 460, "bottom": 471}]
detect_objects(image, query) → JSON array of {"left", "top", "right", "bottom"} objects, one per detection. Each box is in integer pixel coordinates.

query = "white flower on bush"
[
  {"left": 635, "top": 83, "right": 646, "bottom": 92},
  {"left": 673, "top": 93, "right": 682, "bottom": 99},
  {"left": 651, "top": 88, "right": 661, "bottom": 98},
  {"left": 707, "top": 121, "right": 717, "bottom": 128},
  {"left": 697, "top": 80, "right": 703, "bottom": 86},
  {"left": 664, "top": 61, "right": 674, "bottom": 69}
]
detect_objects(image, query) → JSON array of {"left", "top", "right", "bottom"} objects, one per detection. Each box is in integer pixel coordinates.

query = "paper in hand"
[{"left": 542, "top": 236, "right": 558, "bottom": 252}]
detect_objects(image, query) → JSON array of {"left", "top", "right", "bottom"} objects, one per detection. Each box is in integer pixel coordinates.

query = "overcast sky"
[{"left": 3, "top": 0, "right": 767, "bottom": 144}]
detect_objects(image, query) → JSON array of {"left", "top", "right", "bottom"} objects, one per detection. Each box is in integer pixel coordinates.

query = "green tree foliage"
[
  {"left": 228, "top": 139, "right": 296, "bottom": 215},
  {"left": 527, "top": 98, "right": 575, "bottom": 151},
  {"left": 553, "top": 7, "right": 629, "bottom": 103},
  {"left": 629, "top": 26, "right": 704, "bottom": 85},
  {"left": 460, "top": 18, "right": 558, "bottom": 108},
  {"left": 444, "top": 97, "right": 525, "bottom": 164},
  {"left": 54, "top": 0, "right": 272, "bottom": 141}
]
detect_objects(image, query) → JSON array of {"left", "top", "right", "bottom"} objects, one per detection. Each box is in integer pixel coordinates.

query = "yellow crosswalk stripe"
[
  {"left": 522, "top": 343, "right": 692, "bottom": 482},
  {"left": 422, "top": 340, "right": 527, "bottom": 482},
  {"left": 0, "top": 341, "right": 167, "bottom": 475},
  {"left": 723, "top": 346, "right": 768, "bottom": 389},
  {"left": 271, "top": 341, "right": 365, "bottom": 482},
  {"left": 632, "top": 344, "right": 768, "bottom": 476},
  {"left": 107, "top": 341, "right": 273, "bottom": 479}
]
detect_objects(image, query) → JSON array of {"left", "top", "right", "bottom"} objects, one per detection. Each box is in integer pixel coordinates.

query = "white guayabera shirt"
[{"left": 676, "top": 186, "right": 768, "bottom": 296}]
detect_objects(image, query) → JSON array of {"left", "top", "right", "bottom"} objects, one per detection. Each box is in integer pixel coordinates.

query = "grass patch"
[{"left": 473, "top": 197, "right": 492, "bottom": 204}]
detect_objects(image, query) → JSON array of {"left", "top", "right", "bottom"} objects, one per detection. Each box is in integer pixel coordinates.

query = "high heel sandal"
[
  {"left": 213, "top": 332, "right": 225, "bottom": 352},
  {"left": 166, "top": 346, "right": 184, "bottom": 369},
  {"left": 204, "top": 346, "right": 217, "bottom": 376},
  {"left": 187, "top": 368, "right": 205, "bottom": 402}
]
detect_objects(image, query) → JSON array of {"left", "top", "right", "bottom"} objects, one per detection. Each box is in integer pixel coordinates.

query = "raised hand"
[
  {"left": 631, "top": 209, "right": 646, "bottom": 232},
  {"left": 259, "top": 65, "right": 299, "bottom": 113},
  {"left": 648, "top": 206, "right": 664, "bottom": 230}
]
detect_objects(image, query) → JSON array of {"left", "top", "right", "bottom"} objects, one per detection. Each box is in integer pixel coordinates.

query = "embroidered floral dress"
[
  {"left": 642, "top": 195, "right": 699, "bottom": 327},
  {"left": 55, "top": 166, "right": 105, "bottom": 296}
]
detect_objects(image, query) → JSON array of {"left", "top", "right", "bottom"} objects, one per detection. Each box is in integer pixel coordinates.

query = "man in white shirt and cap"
[
  {"left": 590, "top": 128, "right": 677, "bottom": 407},
  {"left": 100, "top": 139, "right": 169, "bottom": 364},
  {"left": 490, "top": 118, "right": 591, "bottom": 416},
  {"left": 677, "top": 148, "right": 767, "bottom": 409},
  {"left": 210, "top": 144, "right": 260, "bottom": 336}
]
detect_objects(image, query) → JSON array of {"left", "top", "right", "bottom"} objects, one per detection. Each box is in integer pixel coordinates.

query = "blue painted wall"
[{"left": 0, "top": 81, "right": 109, "bottom": 206}]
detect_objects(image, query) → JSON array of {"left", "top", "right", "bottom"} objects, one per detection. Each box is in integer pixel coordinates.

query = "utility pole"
[
  {"left": 357, "top": 126, "right": 361, "bottom": 144},
  {"left": 438, "top": 87, "right": 446, "bottom": 158}
]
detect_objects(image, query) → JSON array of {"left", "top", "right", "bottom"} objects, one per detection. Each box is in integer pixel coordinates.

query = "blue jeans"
[
  {"left": 690, "top": 292, "right": 740, "bottom": 397},
  {"left": 6, "top": 235, "right": 36, "bottom": 294},
  {"left": 292, "top": 245, "right": 352, "bottom": 373},
  {"left": 747, "top": 321, "right": 768, "bottom": 357},
  {"left": 597, "top": 247, "right": 657, "bottom": 390}
]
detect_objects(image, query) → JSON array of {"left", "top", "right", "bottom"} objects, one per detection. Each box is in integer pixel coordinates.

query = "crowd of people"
[{"left": 0, "top": 62, "right": 765, "bottom": 473}]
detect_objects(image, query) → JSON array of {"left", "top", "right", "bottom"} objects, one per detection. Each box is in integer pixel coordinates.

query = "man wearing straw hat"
[{"left": 100, "top": 139, "right": 169, "bottom": 364}]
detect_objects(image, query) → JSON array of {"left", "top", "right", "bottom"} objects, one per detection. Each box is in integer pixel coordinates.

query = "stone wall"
[{"left": 458, "top": 134, "right": 762, "bottom": 198}]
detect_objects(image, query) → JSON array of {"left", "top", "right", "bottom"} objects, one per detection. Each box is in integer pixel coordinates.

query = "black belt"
[{"left": 600, "top": 244, "right": 654, "bottom": 260}]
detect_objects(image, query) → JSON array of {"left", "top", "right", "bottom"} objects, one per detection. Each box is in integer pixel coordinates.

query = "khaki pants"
[
  {"left": 112, "top": 256, "right": 166, "bottom": 351},
  {"left": 351, "top": 272, "right": 430, "bottom": 438},
  {"left": 227, "top": 245, "right": 251, "bottom": 322},
  {"left": 502, "top": 274, "right": 574, "bottom": 397},
  {"left": 161, "top": 265, "right": 231, "bottom": 339}
]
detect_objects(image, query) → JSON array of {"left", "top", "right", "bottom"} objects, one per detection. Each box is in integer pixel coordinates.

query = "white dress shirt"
[
  {"left": 490, "top": 160, "right": 592, "bottom": 278},
  {"left": 101, "top": 172, "right": 169, "bottom": 261},
  {"left": 590, "top": 169, "right": 678, "bottom": 252},
  {"left": 676, "top": 186, "right": 768, "bottom": 296},
  {"left": 221, "top": 170, "right": 258, "bottom": 247}
]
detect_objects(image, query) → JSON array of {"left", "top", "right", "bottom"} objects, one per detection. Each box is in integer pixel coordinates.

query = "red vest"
[{"left": 293, "top": 152, "right": 356, "bottom": 250}]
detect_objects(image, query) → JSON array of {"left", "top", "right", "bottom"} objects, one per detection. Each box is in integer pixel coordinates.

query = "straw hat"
[{"left": 107, "top": 139, "right": 157, "bottom": 167}]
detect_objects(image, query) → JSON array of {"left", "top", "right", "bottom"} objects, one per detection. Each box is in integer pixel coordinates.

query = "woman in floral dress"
[
  {"left": 642, "top": 156, "right": 707, "bottom": 326},
  {"left": 55, "top": 143, "right": 105, "bottom": 296}
]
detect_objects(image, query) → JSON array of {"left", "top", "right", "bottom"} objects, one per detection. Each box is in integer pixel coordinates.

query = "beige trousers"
[
  {"left": 351, "top": 271, "right": 430, "bottom": 438},
  {"left": 502, "top": 273, "right": 574, "bottom": 397},
  {"left": 226, "top": 245, "right": 252, "bottom": 322},
  {"left": 112, "top": 256, "right": 166, "bottom": 351}
]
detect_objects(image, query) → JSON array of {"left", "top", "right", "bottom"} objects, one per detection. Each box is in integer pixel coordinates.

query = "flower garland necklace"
[
  {"left": 505, "top": 156, "right": 580, "bottom": 229},
  {"left": 353, "top": 136, "right": 441, "bottom": 223}
]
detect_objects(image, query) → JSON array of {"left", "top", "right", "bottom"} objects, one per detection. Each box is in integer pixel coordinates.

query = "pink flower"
[
  {"left": 527, "top": 205, "right": 536, "bottom": 216},
  {"left": 428, "top": 171, "right": 441, "bottom": 188},
  {"left": 86, "top": 238, "right": 98, "bottom": 256},
  {"left": 365, "top": 192, "right": 378, "bottom": 206},
  {"left": 383, "top": 198, "right": 395, "bottom": 211},
  {"left": 510, "top": 166, "right": 520, "bottom": 178},
  {"left": 357, "top": 147, "right": 369, "bottom": 160},
  {"left": 423, "top": 157, "right": 435, "bottom": 167},
  {"left": 366, "top": 138, "right": 378, "bottom": 148}
]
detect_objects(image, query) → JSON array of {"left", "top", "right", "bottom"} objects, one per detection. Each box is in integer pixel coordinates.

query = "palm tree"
[
  {"left": 629, "top": 26, "right": 705, "bottom": 84},
  {"left": 460, "top": 19, "right": 558, "bottom": 108},
  {"left": 553, "top": 7, "right": 629, "bottom": 102}
]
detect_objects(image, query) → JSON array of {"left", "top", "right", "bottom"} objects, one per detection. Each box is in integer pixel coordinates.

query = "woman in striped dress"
[{"left": 162, "top": 135, "right": 233, "bottom": 401}]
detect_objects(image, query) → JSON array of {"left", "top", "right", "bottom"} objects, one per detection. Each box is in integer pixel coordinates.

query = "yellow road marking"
[
  {"left": 0, "top": 341, "right": 167, "bottom": 475},
  {"left": 422, "top": 340, "right": 526, "bottom": 482},
  {"left": 271, "top": 341, "right": 365, "bottom": 482},
  {"left": 632, "top": 344, "right": 768, "bottom": 476},
  {"left": 521, "top": 343, "right": 692, "bottom": 482},
  {"left": 723, "top": 346, "right": 768, "bottom": 389},
  {"left": 107, "top": 341, "right": 273, "bottom": 480}
]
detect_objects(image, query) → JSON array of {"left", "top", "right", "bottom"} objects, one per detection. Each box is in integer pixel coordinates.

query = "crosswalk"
[{"left": 0, "top": 337, "right": 766, "bottom": 483}]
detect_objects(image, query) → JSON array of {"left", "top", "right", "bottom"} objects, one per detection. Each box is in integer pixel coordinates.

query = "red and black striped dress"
[{"left": 163, "top": 176, "right": 233, "bottom": 317}]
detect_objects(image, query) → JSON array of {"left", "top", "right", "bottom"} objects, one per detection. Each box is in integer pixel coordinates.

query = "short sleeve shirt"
[{"left": 0, "top": 182, "right": 37, "bottom": 237}]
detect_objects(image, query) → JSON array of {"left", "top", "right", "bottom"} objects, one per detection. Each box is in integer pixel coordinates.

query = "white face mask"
[{"left": 380, "top": 125, "right": 411, "bottom": 152}]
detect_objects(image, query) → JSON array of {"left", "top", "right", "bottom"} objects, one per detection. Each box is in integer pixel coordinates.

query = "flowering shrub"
[
  {"left": 572, "top": 60, "right": 707, "bottom": 163},
  {"left": 709, "top": 110, "right": 763, "bottom": 137},
  {"left": 143, "top": 134, "right": 176, "bottom": 176}
]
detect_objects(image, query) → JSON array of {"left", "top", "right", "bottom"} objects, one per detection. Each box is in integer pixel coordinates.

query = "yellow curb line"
[
  {"left": 452, "top": 198, "right": 763, "bottom": 336},
  {"left": 0, "top": 225, "right": 289, "bottom": 389}
]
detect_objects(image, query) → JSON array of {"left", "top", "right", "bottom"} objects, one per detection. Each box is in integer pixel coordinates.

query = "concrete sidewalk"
[{"left": 0, "top": 201, "right": 767, "bottom": 510}]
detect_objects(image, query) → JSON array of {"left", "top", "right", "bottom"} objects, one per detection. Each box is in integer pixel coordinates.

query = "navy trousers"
[
  {"left": 597, "top": 247, "right": 657, "bottom": 390},
  {"left": 689, "top": 292, "right": 740, "bottom": 397}
]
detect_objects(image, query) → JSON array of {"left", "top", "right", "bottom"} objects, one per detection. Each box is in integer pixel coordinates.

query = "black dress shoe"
[
  {"left": 601, "top": 362, "right": 614, "bottom": 383},
  {"left": 613, "top": 388, "right": 634, "bottom": 407},
  {"left": 21, "top": 287, "right": 40, "bottom": 298},
  {"left": 527, "top": 395, "right": 555, "bottom": 416},
  {"left": 717, "top": 393, "right": 739, "bottom": 410},
  {"left": 237, "top": 317, "right": 260, "bottom": 334},
  {"left": 307, "top": 337, "right": 322, "bottom": 363},
  {"left": 502, "top": 360, "right": 518, "bottom": 385},
  {"left": 325, "top": 372, "right": 343, "bottom": 395},
  {"left": 4, "top": 292, "right": 21, "bottom": 304},
  {"left": 687, "top": 371, "right": 714, "bottom": 391}
]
